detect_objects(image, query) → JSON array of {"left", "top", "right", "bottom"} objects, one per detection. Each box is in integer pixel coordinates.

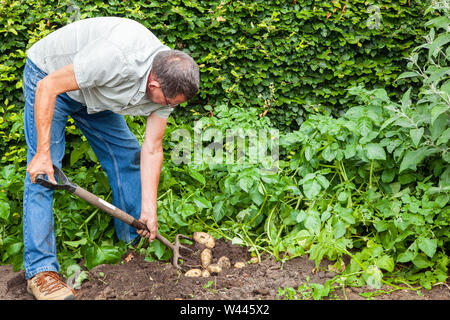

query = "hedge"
[{"left": 1, "top": 0, "right": 431, "bottom": 131}]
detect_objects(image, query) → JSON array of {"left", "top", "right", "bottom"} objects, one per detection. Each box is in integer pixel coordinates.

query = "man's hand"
[
  {"left": 137, "top": 211, "right": 159, "bottom": 241},
  {"left": 27, "top": 151, "right": 57, "bottom": 184},
  {"left": 28, "top": 63, "right": 79, "bottom": 185}
]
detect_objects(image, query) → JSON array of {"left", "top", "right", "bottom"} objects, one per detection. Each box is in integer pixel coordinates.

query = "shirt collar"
[{"left": 139, "top": 66, "right": 152, "bottom": 94}]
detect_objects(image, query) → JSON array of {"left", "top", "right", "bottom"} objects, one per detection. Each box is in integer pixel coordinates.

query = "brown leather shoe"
[{"left": 27, "top": 271, "right": 76, "bottom": 300}]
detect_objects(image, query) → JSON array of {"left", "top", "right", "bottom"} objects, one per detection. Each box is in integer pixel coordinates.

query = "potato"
[
  {"left": 234, "top": 261, "right": 246, "bottom": 269},
  {"left": 205, "top": 238, "right": 215, "bottom": 249},
  {"left": 201, "top": 269, "right": 210, "bottom": 277},
  {"left": 201, "top": 249, "right": 213, "bottom": 268},
  {"left": 207, "top": 263, "right": 222, "bottom": 274},
  {"left": 193, "top": 232, "right": 216, "bottom": 249},
  {"left": 185, "top": 269, "right": 202, "bottom": 277},
  {"left": 217, "top": 256, "right": 231, "bottom": 269},
  {"left": 249, "top": 256, "right": 260, "bottom": 264}
]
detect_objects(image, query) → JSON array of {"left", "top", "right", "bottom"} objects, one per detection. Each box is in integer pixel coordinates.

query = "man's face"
[{"left": 146, "top": 74, "right": 186, "bottom": 107}]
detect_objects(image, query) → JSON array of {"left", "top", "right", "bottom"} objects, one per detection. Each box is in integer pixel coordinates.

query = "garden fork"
[{"left": 36, "top": 165, "right": 193, "bottom": 269}]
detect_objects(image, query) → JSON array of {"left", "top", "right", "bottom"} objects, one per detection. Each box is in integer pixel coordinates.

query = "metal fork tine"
[
  {"left": 179, "top": 244, "right": 194, "bottom": 253},
  {"left": 175, "top": 234, "right": 193, "bottom": 242}
]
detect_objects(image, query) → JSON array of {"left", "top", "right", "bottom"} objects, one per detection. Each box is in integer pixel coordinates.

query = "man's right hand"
[{"left": 27, "top": 151, "right": 57, "bottom": 184}]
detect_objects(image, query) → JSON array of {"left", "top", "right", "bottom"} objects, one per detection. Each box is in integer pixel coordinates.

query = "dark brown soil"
[{"left": 1, "top": 239, "right": 449, "bottom": 300}]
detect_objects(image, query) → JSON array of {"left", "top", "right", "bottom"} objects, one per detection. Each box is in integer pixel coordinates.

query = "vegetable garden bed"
[{"left": 1, "top": 239, "right": 449, "bottom": 300}]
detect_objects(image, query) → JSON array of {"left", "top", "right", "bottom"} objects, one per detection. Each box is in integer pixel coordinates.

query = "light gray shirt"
[{"left": 27, "top": 17, "right": 175, "bottom": 118}]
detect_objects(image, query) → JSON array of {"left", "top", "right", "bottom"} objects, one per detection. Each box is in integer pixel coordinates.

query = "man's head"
[{"left": 146, "top": 50, "right": 200, "bottom": 107}]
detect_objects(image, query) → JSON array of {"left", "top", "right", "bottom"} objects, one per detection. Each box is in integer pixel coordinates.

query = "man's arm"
[
  {"left": 27, "top": 64, "right": 79, "bottom": 184},
  {"left": 137, "top": 112, "right": 168, "bottom": 241}
]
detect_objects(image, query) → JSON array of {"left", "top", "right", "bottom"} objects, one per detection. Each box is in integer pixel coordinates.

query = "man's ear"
[{"left": 147, "top": 73, "right": 161, "bottom": 91}]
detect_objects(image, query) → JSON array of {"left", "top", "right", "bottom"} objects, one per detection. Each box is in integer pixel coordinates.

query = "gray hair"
[{"left": 151, "top": 50, "right": 200, "bottom": 101}]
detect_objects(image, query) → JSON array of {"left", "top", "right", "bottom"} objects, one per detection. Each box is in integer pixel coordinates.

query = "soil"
[{"left": 1, "top": 239, "right": 449, "bottom": 301}]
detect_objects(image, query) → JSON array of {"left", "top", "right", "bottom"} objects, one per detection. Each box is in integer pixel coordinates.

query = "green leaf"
[
  {"left": 181, "top": 203, "right": 196, "bottom": 218},
  {"left": 6, "top": 242, "right": 22, "bottom": 256},
  {"left": 375, "top": 255, "right": 394, "bottom": 272},
  {"left": 431, "top": 113, "right": 447, "bottom": 141},
  {"left": 187, "top": 167, "right": 205, "bottom": 185},
  {"left": 193, "top": 196, "right": 212, "bottom": 209},
  {"left": 168, "top": 207, "right": 188, "bottom": 227},
  {"left": 1, "top": 165, "right": 15, "bottom": 180},
  {"left": 65, "top": 264, "right": 89, "bottom": 289},
  {"left": 304, "top": 212, "right": 321, "bottom": 235},
  {"left": 374, "top": 220, "right": 389, "bottom": 232},
  {"left": 435, "top": 194, "right": 449, "bottom": 208},
  {"left": 397, "top": 250, "right": 416, "bottom": 263},
  {"left": 401, "top": 88, "right": 412, "bottom": 113},
  {"left": 337, "top": 190, "right": 350, "bottom": 202},
  {"left": 333, "top": 220, "right": 346, "bottom": 239},
  {"left": 304, "top": 146, "right": 314, "bottom": 161},
  {"left": 436, "top": 128, "right": 450, "bottom": 146},
  {"left": 0, "top": 200, "right": 10, "bottom": 222},
  {"left": 380, "top": 116, "right": 398, "bottom": 131},
  {"left": 427, "top": 67, "right": 450, "bottom": 84},
  {"left": 249, "top": 188, "right": 264, "bottom": 206},
  {"left": 302, "top": 179, "right": 322, "bottom": 199},
  {"left": 424, "top": 16, "right": 450, "bottom": 29},
  {"left": 310, "top": 283, "right": 330, "bottom": 300},
  {"left": 430, "top": 104, "right": 449, "bottom": 125},
  {"left": 399, "top": 147, "right": 436, "bottom": 173},
  {"left": 64, "top": 238, "right": 88, "bottom": 248},
  {"left": 429, "top": 33, "right": 450, "bottom": 59},
  {"left": 213, "top": 200, "right": 226, "bottom": 222},
  {"left": 417, "top": 237, "right": 437, "bottom": 258},
  {"left": 261, "top": 174, "right": 279, "bottom": 184},
  {"left": 409, "top": 128, "right": 424, "bottom": 147},
  {"left": 396, "top": 71, "right": 419, "bottom": 81},
  {"left": 364, "top": 143, "right": 386, "bottom": 160},
  {"left": 381, "top": 168, "right": 396, "bottom": 183},
  {"left": 316, "top": 175, "right": 330, "bottom": 190},
  {"left": 296, "top": 210, "right": 307, "bottom": 223},
  {"left": 339, "top": 208, "right": 355, "bottom": 224},
  {"left": 153, "top": 239, "right": 166, "bottom": 260},
  {"left": 322, "top": 145, "right": 337, "bottom": 162},
  {"left": 412, "top": 254, "right": 433, "bottom": 269},
  {"left": 84, "top": 244, "right": 122, "bottom": 270},
  {"left": 239, "top": 176, "right": 254, "bottom": 192},
  {"left": 70, "top": 144, "right": 87, "bottom": 166}
]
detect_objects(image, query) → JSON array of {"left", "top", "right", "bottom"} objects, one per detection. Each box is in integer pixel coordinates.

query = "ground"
[{"left": 1, "top": 239, "right": 449, "bottom": 300}]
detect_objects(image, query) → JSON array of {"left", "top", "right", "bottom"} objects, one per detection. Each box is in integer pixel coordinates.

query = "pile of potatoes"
[{"left": 184, "top": 232, "right": 251, "bottom": 278}]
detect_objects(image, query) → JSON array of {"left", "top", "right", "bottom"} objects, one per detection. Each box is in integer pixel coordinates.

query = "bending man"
[{"left": 23, "top": 17, "right": 199, "bottom": 300}]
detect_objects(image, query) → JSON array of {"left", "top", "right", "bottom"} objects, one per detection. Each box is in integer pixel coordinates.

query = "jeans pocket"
[{"left": 23, "top": 59, "right": 47, "bottom": 91}]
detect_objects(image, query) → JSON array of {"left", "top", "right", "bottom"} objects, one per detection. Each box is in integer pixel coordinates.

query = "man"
[{"left": 22, "top": 16, "right": 199, "bottom": 300}]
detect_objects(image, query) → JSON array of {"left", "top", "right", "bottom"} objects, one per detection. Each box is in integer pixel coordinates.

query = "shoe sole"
[{"left": 27, "top": 284, "right": 76, "bottom": 300}]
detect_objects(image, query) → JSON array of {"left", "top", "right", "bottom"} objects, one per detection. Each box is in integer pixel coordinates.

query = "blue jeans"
[{"left": 22, "top": 58, "right": 141, "bottom": 279}]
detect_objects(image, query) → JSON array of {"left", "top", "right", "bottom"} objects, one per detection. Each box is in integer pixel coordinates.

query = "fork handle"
[{"left": 73, "top": 186, "right": 174, "bottom": 248}]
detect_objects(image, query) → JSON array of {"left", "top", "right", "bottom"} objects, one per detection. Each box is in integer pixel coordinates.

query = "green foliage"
[
  {"left": 0, "top": 0, "right": 448, "bottom": 292},
  {"left": 278, "top": 276, "right": 337, "bottom": 300}
]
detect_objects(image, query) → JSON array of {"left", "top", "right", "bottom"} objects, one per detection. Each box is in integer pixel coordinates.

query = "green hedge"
[{"left": 1, "top": 0, "right": 431, "bottom": 130}]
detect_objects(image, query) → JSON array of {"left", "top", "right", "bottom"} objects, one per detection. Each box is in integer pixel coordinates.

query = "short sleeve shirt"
[{"left": 26, "top": 17, "right": 175, "bottom": 118}]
